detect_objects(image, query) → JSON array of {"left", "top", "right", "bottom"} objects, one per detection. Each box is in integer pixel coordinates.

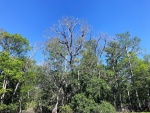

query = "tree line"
[{"left": 0, "top": 17, "right": 150, "bottom": 113}]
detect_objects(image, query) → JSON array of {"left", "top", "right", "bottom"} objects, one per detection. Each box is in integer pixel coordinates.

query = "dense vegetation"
[{"left": 0, "top": 17, "right": 150, "bottom": 113}]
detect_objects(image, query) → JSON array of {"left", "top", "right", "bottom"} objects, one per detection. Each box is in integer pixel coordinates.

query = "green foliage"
[
  {"left": 0, "top": 51, "right": 23, "bottom": 82},
  {"left": 0, "top": 104, "right": 7, "bottom": 111},
  {"left": 37, "top": 25, "right": 150, "bottom": 112},
  {"left": 0, "top": 31, "right": 36, "bottom": 112},
  {"left": 0, "top": 31, "right": 31, "bottom": 57},
  {"left": 0, "top": 103, "right": 18, "bottom": 112},
  {"left": 1, "top": 18, "right": 148, "bottom": 113},
  {"left": 70, "top": 95, "right": 116, "bottom": 113},
  {"left": 93, "top": 101, "right": 116, "bottom": 113},
  {"left": 85, "top": 76, "right": 110, "bottom": 101},
  {"left": 60, "top": 105, "right": 73, "bottom": 113},
  {"left": 70, "top": 93, "right": 96, "bottom": 113}
]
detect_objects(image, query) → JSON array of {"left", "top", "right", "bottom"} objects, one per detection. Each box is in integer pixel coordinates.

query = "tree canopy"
[{"left": 0, "top": 17, "right": 150, "bottom": 113}]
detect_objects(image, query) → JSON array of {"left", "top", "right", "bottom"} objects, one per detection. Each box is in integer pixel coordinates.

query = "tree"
[
  {"left": 34, "top": 17, "right": 150, "bottom": 112},
  {"left": 45, "top": 17, "right": 89, "bottom": 72},
  {"left": 0, "top": 30, "right": 36, "bottom": 113},
  {"left": 0, "top": 52, "right": 23, "bottom": 112},
  {"left": 41, "top": 17, "right": 90, "bottom": 111},
  {"left": 0, "top": 31, "right": 30, "bottom": 58},
  {"left": 116, "top": 32, "right": 141, "bottom": 110},
  {"left": 38, "top": 17, "right": 110, "bottom": 112},
  {"left": 105, "top": 39, "right": 125, "bottom": 110},
  {"left": 105, "top": 32, "right": 143, "bottom": 111},
  {"left": 133, "top": 57, "right": 150, "bottom": 110}
]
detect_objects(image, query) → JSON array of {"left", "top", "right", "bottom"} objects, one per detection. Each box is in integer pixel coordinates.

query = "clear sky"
[{"left": 0, "top": 0, "right": 150, "bottom": 62}]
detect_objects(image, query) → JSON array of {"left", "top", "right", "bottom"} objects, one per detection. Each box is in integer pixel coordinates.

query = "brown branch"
[{"left": 100, "top": 38, "right": 107, "bottom": 58}]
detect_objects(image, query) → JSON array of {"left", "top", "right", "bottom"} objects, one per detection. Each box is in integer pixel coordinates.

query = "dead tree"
[{"left": 45, "top": 17, "right": 89, "bottom": 73}]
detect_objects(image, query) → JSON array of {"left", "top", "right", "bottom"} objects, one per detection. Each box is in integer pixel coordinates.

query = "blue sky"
[{"left": 0, "top": 0, "right": 150, "bottom": 62}]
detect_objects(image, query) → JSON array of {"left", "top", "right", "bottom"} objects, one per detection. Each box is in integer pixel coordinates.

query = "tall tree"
[
  {"left": 0, "top": 52, "right": 23, "bottom": 112},
  {"left": 0, "top": 30, "right": 36, "bottom": 113},
  {"left": 43, "top": 17, "right": 90, "bottom": 111},
  {"left": 105, "top": 32, "right": 142, "bottom": 111},
  {"left": 0, "top": 31, "right": 30, "bottom": 58},
  {"left": 116, "top": 32, "right": 141, "bottom": 110},
  {"left": 45, "top": 17, "right": 89, "bottom": 72}
]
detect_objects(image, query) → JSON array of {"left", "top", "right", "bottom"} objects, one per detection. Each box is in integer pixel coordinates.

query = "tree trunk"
[
  {"left": 119, "top": 93, "right": 123, "bottom": 111},
  {"left": 135, "top": 89, "right": 141, "bottom": 109},
  {"left": 52, "top": 96, "right": 58, "bottom": 113},
  {"left": 98, "top": 71, "right": 101, "bottom": 79},
  {"left": 125, "top": 46, "right": 141, "bottom": 110},
  {"left": 127, "top": 88, "right": 132, "bottom": 111},
  {"left": 19, "top": 98, "right": 22, "bottom": 113},
  {"left": 78, "top": 70, "right": 80, "bottom": 87},
  {"left": 113, "top": 91, "right": 116, "bottom": 108},
  {"left": 13, "top": 82, "right": 19, "bottom": 95},
  {"left": 1, "top": 79, "right": 8, "bottom": 104}
]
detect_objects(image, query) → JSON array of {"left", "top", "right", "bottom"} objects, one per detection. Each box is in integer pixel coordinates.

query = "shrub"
[
  {"left": 0, "top": 104, "right": 18, "bottom": 113},
  {"left": 70, "top": 93, "right": 96, "bottom": 113},
  {"left": 93, "top": 101, "right": 116, "bottom": 113},
  {"left": 60, "top": 105, "right": 73, "bottom": 113}
]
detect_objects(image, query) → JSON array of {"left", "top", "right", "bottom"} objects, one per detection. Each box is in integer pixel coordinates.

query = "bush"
[
  {"left": 70, "top": 93, "right": 96, "bottom": 113},
  {"left": 0, "top": 104, "right": 18, "bottom": 113},
  {"left": 60, "top": 105, "right": 73, "bottom": 113},
  {"left": 0, "top": 104, "right": 7, "bottom": 111},
  {"left": 93, "top": 101, "right": 116, "bottom": 113},
  {"left": 70, "top": 94, "right": 116, "bottom": 113}
]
